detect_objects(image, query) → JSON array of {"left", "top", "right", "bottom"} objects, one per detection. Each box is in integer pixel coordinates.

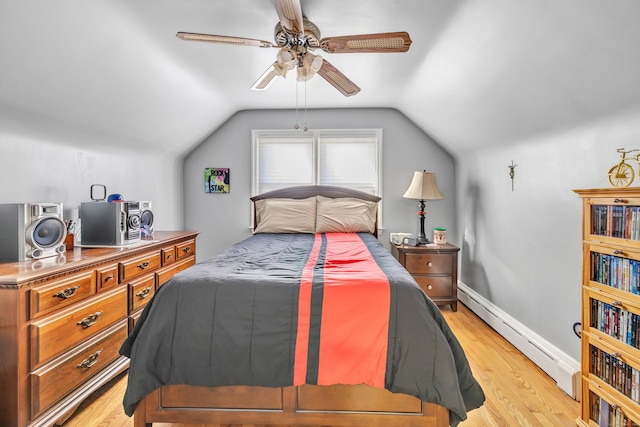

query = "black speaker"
[
  {"left": 0, "top": 203, "right": 67, "bottom": 261},
  {"left": 140, "top": 201, "right": 154, "bottom": 237}
]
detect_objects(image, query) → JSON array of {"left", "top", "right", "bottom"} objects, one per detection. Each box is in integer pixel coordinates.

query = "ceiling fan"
[{"left": 176, "top": 0, "right": 412, "bottom": 97}]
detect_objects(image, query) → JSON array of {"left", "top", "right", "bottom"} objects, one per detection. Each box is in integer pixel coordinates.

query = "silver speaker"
[
  {"left": 139, "top": 201, "right": 154, "bottom": 238},
  {"left": 0, "top": 203, "right": 67, "bottom": 262}
]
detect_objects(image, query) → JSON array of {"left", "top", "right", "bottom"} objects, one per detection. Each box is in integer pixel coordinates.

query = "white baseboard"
[{"left": 457, "top": 282, "right": 581, "bottom": 400}]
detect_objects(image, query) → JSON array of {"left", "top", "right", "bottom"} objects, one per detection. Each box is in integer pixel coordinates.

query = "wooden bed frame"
[{"left": 133, "top": 185, "right": 450, "bottom": 427}]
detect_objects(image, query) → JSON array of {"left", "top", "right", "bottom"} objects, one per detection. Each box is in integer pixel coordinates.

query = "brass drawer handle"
[
  {"left": 611, "top": 352, "right": 621, "bottom": 358},
  {"left": 182, "top": 247, "right": 192, "bottom": 253},
  {"left": 137, "top": 261, "right": 150, "bottom": 270},
  {"left": 77, "top": 311, "right": 103, "bottom": 328},
  {"left": 104, "top": 274, "right": 115, "bottom": 282},
  {"left": 611, "top": 301, "right": 623, "bottom": 307},
  {"left": 77, "top": 349, "right": 103, "bottom": 369},
  {"left": 136, "top": 287, "right": 152, "bottom": 299},
  {"left": 613, "top": 249, "right": 624, "bottom": 255},
  {"left": 53, "top": 286, "right": 80, "bottom": 300},
  {"left": 166, "top": 254, "right": 173, "bottom": 259},
  {"left": 613, "top": 198, "right": 627, "bottom": 204}
]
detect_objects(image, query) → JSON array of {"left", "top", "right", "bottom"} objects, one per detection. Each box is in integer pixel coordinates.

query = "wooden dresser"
[
  {"left": 0, "top": 230, "right": 198, "bottom": 427},
  {"left": 391, "top": 243, "right": 460, "bottom": 311}
]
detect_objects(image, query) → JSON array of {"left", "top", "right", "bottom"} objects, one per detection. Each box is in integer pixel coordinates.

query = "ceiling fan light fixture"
[{"left": 277, "top": 48, "right": 298, "bottom": 69}]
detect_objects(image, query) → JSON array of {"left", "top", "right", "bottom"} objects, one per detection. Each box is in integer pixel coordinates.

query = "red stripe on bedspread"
[
  {"left": 293, "top": 234, "right": 323, "bottom": 385},
  {"left": 318, "top": 233, "right": 390, "bottom": 387}
]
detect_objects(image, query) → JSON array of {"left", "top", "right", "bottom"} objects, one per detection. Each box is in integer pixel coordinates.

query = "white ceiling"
[{"left": 2, "top": 1, "right": 639, "bottom": 155}]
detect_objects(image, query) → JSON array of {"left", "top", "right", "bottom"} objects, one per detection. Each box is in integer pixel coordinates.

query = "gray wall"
[
  {"left": 183, "top": 108, "right": 456, "bottom": 261},
  {"left": 455, "top": 108, "right": 640, "bottom": 360},
  {"left": 0, "top": 133, "right": 184, "bottom": 231}
]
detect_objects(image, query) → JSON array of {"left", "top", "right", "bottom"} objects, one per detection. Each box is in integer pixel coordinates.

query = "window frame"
[{"left": 251, "top": 128, "right": 382, "bottom": 197}]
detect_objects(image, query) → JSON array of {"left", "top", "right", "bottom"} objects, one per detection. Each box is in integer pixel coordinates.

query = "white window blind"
[{"left": 252, "top": 129, "right": 382, "bottom": 197}]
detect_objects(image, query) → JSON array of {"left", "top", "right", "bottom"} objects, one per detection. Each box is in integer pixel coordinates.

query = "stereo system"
[
  {"left": 80, "top": 201, "right": 141, "bottom": 246},
  {"left": 0, "top": 203, "right": 67, "bottom": 262}
]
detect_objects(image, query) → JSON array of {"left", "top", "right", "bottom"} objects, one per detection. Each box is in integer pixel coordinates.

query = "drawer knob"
[
  {"left": 104, "top": 274, "right": 115, "bottom": 282},
  {"left": 182, "top": 247, "right": 191, "bottom": 253},
  {"left": 427, "top": 262, "right": 433, "bottom": 268},
  {"left": 137, "top": 261, "right": 150, "bottom": 270},
  {"left": 77, "top": 349, "right": 103, "bottom": 369},
  {"left": 77, "top": 311, "right": 103, "bottom": 328},
  {"left": 53, "top": 286, "right": 80, "bottom": 300},
  {"left": 136, "top": 287, "right": 152, "bottom": 299},
  {"left": 427, "top": 285, "right": 433, "bottom": 290},
  {"left": 167, "top": 254, "right": 173, "bottom": 259}
]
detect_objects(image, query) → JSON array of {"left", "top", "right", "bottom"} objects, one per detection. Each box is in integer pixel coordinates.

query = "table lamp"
[{"left": 402, "top": 171, "right": 443, "bottom": 244}]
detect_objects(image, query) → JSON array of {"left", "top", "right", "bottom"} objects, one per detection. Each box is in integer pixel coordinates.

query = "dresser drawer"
[
  {"left": 175, "top": 239, "right": 196, "bottom": 260},
  {"left": 414, "top": 276, "right": 454, "bottom": 298},
  {"left": 29, "top": 271, "right": 96, "bottom": 319},
  {"left": 156, "top": 257, "right": 195, "bottom": 288},
  {"left": 119, "top": 251, "right": 162, "bottom": 282},
  {"left": 97, "top": 263, "right": 119, "bottom": 291},
  {"left": 129, "top": 274, "right": 155, "bottom": 312},
  {"left": 30, "top": 286, "right": 127, "bottom": 368},
  {"left": 161, "top": 245, "right": 177, "bottom": 265},
  {"left": 404, "top": 253, "right": 452, "bottom": 275},
  {"left": 30, "top": 320, "right": 128, "bottom": 418}
]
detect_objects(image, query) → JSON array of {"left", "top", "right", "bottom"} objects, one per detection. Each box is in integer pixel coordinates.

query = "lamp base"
[{"left": 417, "top": 235, "right": 430, "bottom": 245}]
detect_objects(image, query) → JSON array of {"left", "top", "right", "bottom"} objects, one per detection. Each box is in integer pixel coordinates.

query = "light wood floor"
[{"left": 62, "top": 303, "right": 580, "bottom": 427}]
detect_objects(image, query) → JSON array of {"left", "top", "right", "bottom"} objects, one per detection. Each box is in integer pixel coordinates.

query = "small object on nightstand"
[
  {"left": 433, "top": 228, "right": 447, "bottom": 244},
  {"left": 391, "top": 242, "right": 460, "bottom": 311}
]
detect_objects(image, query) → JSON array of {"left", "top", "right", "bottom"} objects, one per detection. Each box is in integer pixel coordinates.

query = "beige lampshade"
[{"left": 403, "top": 171, "right": 443, "bottom": 200}]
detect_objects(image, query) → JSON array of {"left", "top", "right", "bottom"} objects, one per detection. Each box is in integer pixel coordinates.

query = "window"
[{"left": 251, "top": 129, "right": 382, "bottom": 196}]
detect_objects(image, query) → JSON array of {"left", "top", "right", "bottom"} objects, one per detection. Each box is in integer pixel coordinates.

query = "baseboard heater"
[{"left": 457, "top": 283, "right": 581, "bottom": 400}]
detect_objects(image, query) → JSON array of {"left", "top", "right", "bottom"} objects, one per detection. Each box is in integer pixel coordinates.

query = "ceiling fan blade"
[
  {"left": 176, "top": 32, "right": 274, "bottom": 48},
  {"left": 272, "top": 0, "right": 304, "bottom": 33},
  {"left": 316, "top": 59, "right": 361, "bottom": 97},
  {"left": 251, "top": 63, "right": 282, "bottom": 91},
  {"left": 320, "top": 31, "right": 412, "bottom": 53}
]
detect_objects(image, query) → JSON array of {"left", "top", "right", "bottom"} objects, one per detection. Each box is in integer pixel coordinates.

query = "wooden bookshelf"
[{"left": 575, "top": 188, "right": 640, "bottom": 426}]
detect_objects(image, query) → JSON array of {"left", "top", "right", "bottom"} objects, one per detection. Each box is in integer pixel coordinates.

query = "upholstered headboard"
[{"left": 250, "top": 185, "right": 381, "bottom": 237}]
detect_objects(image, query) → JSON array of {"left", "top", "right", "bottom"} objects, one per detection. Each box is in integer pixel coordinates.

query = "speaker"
[
  {"left": 139, "top": 201, "right": 154, "bottom": 238},
  {"left": 0, "top": 203, "right": 67, "bottom": 262}
]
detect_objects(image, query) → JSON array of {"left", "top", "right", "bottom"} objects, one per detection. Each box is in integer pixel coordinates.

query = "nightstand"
[{"left": 391, "top": 243, "right": 460, "bottom": 311}]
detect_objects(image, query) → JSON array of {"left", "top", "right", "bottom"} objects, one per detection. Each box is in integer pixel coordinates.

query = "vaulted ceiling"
[{"left": 2, "top": 1, "right": 639, "bottom": 155}]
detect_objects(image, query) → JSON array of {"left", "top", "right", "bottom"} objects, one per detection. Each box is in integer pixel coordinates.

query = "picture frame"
[{"left": 204, "top": 168, "right": 230, "bottom": 193}]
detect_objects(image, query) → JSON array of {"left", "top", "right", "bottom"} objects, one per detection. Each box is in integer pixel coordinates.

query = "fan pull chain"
[
  {"left": 303, "top": 77, "right": 308, "bottom": 131},
  {"left": 294, "top": 79, "right": 300, "bottom": 129}
]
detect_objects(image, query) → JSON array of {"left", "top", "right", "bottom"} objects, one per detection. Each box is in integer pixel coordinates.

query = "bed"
[{"left": 120, "top": 185, "right": 485, "bottom": 427}]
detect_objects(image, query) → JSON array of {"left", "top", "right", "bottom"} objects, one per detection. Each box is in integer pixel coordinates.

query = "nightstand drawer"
[
  {"left": 414, "top": 276, "right": 453, "bottom": 298},
  {"left": 404, "top": 253, "right": 452, "bottom": 274}
]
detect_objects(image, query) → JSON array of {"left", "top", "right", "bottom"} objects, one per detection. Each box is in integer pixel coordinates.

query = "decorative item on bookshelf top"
[{"left": 609, "top": 148, "right": 640, "bottom": 188}]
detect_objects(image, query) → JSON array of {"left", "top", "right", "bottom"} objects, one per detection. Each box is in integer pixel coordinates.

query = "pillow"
[
  {"left": 315, "top": 195, "right": 378, "bottom": 234},
  {"left": 253, "top": 197, "right": 316, "bottom": 234}
]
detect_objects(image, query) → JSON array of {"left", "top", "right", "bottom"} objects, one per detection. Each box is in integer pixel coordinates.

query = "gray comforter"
[{"left": 120, "top": 232, "right": 484, "bottom": 425}]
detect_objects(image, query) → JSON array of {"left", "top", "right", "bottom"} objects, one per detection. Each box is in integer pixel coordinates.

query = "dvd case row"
[
  {"left": 592, "top": 205, "right": 640, "bottom": 240},
  {"left": 591, "top": 298, "right": 640, "bottom": 349},
  {"left": 592, "top": 251, "right": 640, "bottom": 295}
]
